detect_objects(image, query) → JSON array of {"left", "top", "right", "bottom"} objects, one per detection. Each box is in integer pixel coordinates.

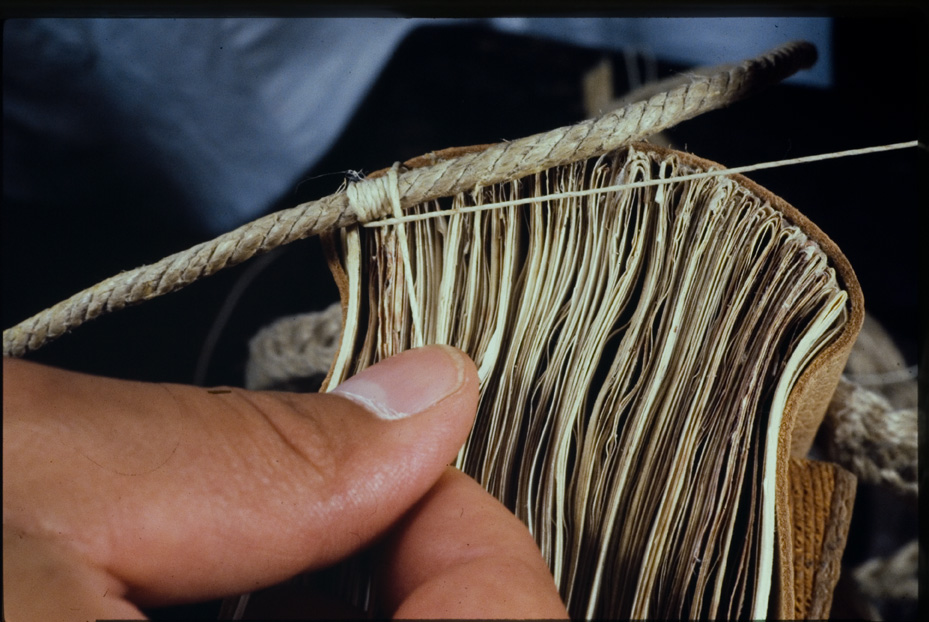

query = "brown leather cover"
[
  {"left": 338, "top": 141, "right": 865, "bottom": 619},
  {"left": 788, "top": 458, "right": 858, "bottom": 619}
]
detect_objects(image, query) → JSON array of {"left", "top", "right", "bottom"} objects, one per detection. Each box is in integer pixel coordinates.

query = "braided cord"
[{"left": 3, "top": 41, "right": 816, "bottom": 358}]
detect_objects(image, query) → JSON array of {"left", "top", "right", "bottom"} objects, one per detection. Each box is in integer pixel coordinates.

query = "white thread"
[
  {"left": 345, "top": 164, "right": 423, "bottom": 344},
  {"left": 364, "top": 141, "right": 918, "bottom": 228},
  {"left": 346, "top": 173, "right": 395, "bottom": 223},
  {"left": 386, "top": 164, "right": 425, "bottom": 346}
]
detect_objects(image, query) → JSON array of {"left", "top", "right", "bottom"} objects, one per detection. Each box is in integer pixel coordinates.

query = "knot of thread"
[{"left": 346, "top": 162, "right": 402, "bottom": 223}]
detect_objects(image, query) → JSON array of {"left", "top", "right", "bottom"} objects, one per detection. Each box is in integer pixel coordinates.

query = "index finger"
[{"left": 376, "top": 467, "right": 569, "bottom": 620}]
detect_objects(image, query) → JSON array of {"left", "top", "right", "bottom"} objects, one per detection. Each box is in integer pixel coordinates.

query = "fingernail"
[{"left": 331, "top": 345, "right": 468, "bottom": 420}]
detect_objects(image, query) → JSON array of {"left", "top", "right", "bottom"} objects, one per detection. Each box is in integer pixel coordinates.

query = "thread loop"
[{"left": 346, "top": 164, "right": 401, "bottom": 223}]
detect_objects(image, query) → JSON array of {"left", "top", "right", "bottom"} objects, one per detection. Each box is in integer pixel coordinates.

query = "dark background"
[{"left": 2, "top": 14, "right": 923, "bottom": 621}]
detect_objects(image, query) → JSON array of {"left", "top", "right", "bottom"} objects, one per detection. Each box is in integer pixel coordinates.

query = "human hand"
[{"left": 3, "top": 345, "right": 569, "bottom": 620}]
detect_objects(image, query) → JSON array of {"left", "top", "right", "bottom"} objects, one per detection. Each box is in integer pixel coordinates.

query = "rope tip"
[{"left": 785, "top": 39, "right": 818, "bottom": 69}]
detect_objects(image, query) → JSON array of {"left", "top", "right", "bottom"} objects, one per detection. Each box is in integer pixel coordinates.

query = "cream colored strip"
[
  {"left": 385, "top": 164, "right": 424, "bottom": 345},
  {"left": 322, "top": 228, "right": 362, "bottom": 390}
]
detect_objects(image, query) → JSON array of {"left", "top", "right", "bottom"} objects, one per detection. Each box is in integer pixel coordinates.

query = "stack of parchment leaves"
[
  {"left": 318, "top": 51, "right": 862, "bottom": 622},
  {"left": 321, "top": 139, "right": 861, "bottom": 619},
  {"left": 2, "top": 41, "right": 863, "bottom": 620}
]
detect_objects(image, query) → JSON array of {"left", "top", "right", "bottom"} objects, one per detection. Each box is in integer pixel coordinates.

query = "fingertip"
[
  {"left": 331, "top": 345, "right": 478, "bottom": 422},
  {"left": 260, "top": 345, "right": 481, "bottom": 569},
  {"left": 377, "top": 468, "right": 570, "bottom": 620}
]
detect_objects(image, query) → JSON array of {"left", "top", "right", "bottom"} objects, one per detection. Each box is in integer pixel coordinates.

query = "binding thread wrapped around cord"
[{"left": 345, "top": 163, "right": 403, "bottom": 223}]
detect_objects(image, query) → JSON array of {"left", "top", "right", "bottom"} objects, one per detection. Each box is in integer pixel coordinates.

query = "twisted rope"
[
  {"left": 853, "top": 539, "right": 919, "bottom": 602},
  {"left": 3, "top": 193, "right": 354, "bottom": 358},
  {"left": 824, "top": 377, "right": 918, "bottom": 497},
  {"left": 3, "top": 40, "right": 816, "bottom": 358},
  {"left": 244, "top": 302, "right": 343, "bottom": 391}
]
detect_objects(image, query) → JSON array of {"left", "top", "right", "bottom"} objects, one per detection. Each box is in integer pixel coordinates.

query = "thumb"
[{"left": 3, "top": 345, "right": 478, "bottom": 615}]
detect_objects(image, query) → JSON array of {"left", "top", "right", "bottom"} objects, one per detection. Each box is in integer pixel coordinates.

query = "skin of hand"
[{"left": 3, "top": 345, "right": 569, "bottom": 620}]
